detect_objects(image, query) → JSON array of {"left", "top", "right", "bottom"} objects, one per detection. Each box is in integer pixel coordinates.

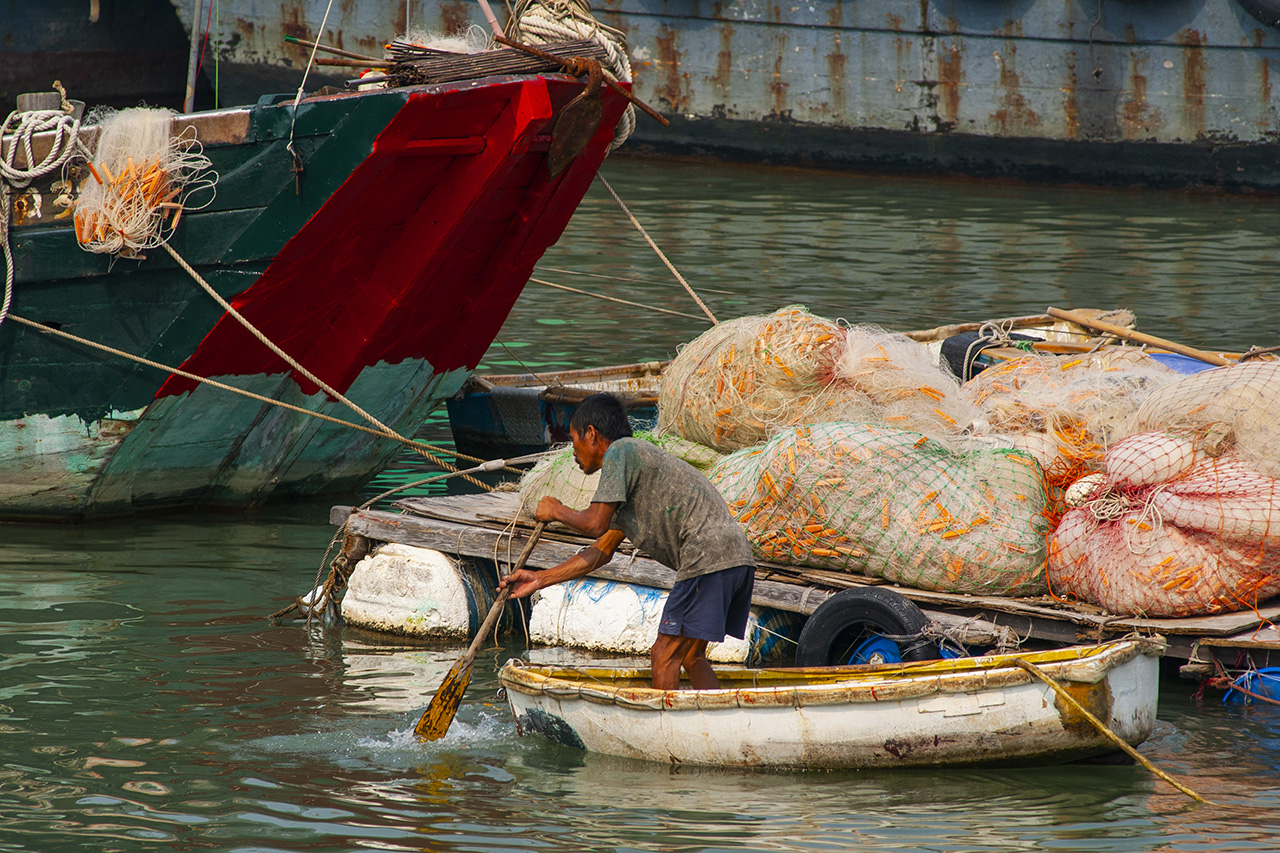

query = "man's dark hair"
[{"left": 570, "top": 392, "right": 633, "bottom": 441}]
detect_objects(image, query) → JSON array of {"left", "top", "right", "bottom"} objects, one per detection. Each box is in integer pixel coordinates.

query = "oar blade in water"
[{"left": 414, "top": 659, "right": 474, "bottom": 741}]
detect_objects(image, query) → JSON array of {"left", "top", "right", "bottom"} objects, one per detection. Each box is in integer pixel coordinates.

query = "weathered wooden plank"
[
  {"left": 342, "top": 494, "right": 1280, "bottom": 642},
  {"left": 337, "top": 506, "right": 830, "bottom": 614}
]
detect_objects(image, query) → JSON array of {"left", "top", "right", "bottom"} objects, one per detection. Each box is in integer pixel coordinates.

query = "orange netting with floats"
[
  {"left": 963, "top": 348, "right": 1179, "bottom": 525},
  {"left": 1050, "top": 362, "right": 1280, "bottom": 616}
]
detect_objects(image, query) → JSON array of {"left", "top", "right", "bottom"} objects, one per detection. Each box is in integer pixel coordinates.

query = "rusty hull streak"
[
  {"left": 715, "top": 22, "right": 735, "bottom": 101},
  {"left": 1053, "top": 677, "right": 1114, "bottom": 734},
  {"left": 826, "top": 38, "right": 847, "bottom": 119},
  {"left": 990, "top": 20, "right": 1041, "bottom": 135},
  {"left": 1122, "top": 53, "right": 1161, "bottom": 139},
  {"left": 937, "top": 42, "right": 963, "bottom": 128},
  {"left": 1257, "top": 30, "right": 1274, "bottom": 117},
  {"left": 768, "top": 32, "right": 789, "bottom": 119},
  {"left": 826, "top": 0, "right": 843, "bottom": 30},
  {"left": 1179, "top": 28, "right": 1208, "bottom": 138},
  {"left": 1062, "top": 52, "right": 1079, "bottom": 138},
  {"left": 439, "top": 2, "right": 472, "bottom": 37},
  {"left": 654, "top": 25, "right": 692, "bottom": 114}
]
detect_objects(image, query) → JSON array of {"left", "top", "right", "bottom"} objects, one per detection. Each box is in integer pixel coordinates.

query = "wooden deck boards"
[{"left": 332, "top": 492, "right": 1280, "bottom": 662}]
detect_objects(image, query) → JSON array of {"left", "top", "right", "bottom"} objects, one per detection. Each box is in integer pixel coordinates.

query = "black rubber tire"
[
  {"left": 794, "top": 587, "right": 939, "bottom": 666},
  {"left": 1237, "top": 0, "right": 1280, "bottom": 27}
]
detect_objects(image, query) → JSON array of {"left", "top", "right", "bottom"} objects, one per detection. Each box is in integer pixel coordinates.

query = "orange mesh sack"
[
  {"left": 834, "top": 324, "right": 981, "bottom": 438},
  {"left": 1049, "top": 362, "right": 1280, "bottom": 616},
  {"left": 964, "top": 349, "right": 1178, "bottom": 478},
  {"left": 659, "top": 308, "right": 978, "bottom": 453},
  {"left": 657, "top": 307, "right": 851, "bottom": 452},
  {"left": 707, "top": 423, "right": 1051, "bottom": 596}
]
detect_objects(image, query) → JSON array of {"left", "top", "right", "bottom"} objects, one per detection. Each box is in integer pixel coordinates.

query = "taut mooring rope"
[
  {"left": 159, "top": 242, "right": 491, "bottom": 489},
  {"left": 597, "top": 175, "right": 718, "bottom": 325},
  {"left": 5, "top": 312, "right": 509, "bottom": 483}
]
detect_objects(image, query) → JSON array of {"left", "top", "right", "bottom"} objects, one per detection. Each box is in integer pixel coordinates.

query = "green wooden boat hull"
[{"left": 1, "top": 75, "right": 628, "bottom": 519}]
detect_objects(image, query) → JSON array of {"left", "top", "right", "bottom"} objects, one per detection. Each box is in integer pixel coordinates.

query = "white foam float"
[
  {"left": 343, "top": 544, "right": 496, "bottom": 639},
  {"left": 530, "top": 578, "right": 801, "bottom": 664}
]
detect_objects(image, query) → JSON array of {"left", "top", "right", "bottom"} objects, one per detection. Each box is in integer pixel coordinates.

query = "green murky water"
[{"left": 4, "top": 157, "right": 1280, "bottom": 851}]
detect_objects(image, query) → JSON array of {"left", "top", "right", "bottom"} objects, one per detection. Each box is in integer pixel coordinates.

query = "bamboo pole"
[
  {"left": 1046, "top": 306, "right": 1232, "bottom": 367},
  {"left": 184, "top": 0, "right": 202, "bottom": 113}
]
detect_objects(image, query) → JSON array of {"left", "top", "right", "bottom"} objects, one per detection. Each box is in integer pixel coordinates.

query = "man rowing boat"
[{"left": 499, "top": 393, "right": 756, "bottom": 690}]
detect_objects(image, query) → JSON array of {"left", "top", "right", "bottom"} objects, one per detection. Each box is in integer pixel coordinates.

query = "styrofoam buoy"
[
  {"left": 529, "top": 577, "right": 801, "bottom": 664},
  {"left": 343, "top": 544, "right": 497, "bottom": 638}
]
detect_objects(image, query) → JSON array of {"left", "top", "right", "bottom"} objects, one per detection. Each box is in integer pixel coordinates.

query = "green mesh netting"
[{"left": 707, "top": 422, "right": 1051, "bottom": 596}]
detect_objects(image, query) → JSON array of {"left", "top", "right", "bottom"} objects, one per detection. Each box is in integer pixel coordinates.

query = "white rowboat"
[{"left": 498, "top": 640, "right": 1162, "bottom": 769}]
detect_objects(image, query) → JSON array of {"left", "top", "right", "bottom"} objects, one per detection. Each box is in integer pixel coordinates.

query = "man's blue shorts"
[{"left": 658, "top": 565, "right": 755, "bottom": 642}]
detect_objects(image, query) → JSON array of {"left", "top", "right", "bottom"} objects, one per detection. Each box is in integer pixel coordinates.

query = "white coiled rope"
[
  {"left": 0, "top": 103, "right": 84, "bottom": 326},
  {"left": 507, "top": 0, "right": 636, "bottom": 149}
]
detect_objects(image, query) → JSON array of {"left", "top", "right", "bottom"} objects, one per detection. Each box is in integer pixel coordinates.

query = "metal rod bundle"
[{"left": 388, "top": 39, "right": 609, "bottom": 86}]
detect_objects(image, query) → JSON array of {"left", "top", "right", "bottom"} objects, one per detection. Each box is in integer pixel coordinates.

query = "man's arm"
[
  {"left": 535, "top": 496, "right": 619, "bottom": 538},
  {"left": 499, "top": 528, "right": 626, "bottom": 599}
]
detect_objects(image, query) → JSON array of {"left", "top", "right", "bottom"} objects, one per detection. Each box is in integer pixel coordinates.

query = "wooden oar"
[
  {"left": 1046, "top": 306, "right": 1232, "bottom": 367},
  {"left": 413, "top": 522, "right": 546, "bottom": 741}
]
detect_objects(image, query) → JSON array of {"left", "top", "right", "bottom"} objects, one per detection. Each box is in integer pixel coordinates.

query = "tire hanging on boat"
[{"left": 794, "top": 587, "right": 938, "bottom": 666}]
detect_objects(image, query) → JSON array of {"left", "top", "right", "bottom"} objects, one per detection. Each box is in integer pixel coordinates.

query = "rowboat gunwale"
[{"left": 499, "top": 638, "right": 1161, "bottom": 712}]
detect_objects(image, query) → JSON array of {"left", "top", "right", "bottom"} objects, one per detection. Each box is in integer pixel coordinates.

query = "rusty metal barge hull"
[
  {"left": 175, "top": 0, "right": 1280, "bottom": 190},
  {"left": 1, "top": 75, "right": 627, "bottom": 520}
]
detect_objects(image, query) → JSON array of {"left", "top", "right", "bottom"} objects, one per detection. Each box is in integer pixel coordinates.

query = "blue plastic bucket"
[{"left": 1223, "top": 668, "right": 1280, "bottom": 704}]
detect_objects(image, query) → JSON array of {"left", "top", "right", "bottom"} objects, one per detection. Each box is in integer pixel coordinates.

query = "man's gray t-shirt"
[{"left": 591, "top": 438, "right": 755, "bottom": 582}]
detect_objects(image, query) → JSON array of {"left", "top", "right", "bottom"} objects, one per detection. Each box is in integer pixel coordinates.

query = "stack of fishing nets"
[
  {"left": 963, "top": 349, "right": 1179, "bottom": 523},
  {"left": 707, "top": 423, "right": 1051, "bottom": 596},
  {"left": 658, "top": 307, "right": 980, "bottom": 453},
  {"left": 1049, "top": 361, "right": 1280, "bottom": 616},
  {"left": 74, "top": 107, "right": 215, "bottom": 257}
]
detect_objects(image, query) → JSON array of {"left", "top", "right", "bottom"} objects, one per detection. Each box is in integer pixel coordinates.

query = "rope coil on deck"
[{"left": 507, "top": 0, "right": 635, "bottom": 149}]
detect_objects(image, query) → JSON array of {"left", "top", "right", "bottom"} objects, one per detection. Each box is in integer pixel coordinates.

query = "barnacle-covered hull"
[{"left": 0, "top": 76, "right": 628, "bottom": 520}]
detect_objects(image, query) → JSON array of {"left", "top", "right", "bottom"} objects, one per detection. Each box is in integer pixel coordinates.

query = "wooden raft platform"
[{"left": 331, "top": 492, "right": 1280, "bottom": 675}]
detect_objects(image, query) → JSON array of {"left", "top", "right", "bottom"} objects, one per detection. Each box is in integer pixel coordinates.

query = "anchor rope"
[
  {"left": 4, "top": 312, "right": 519, "bottom": 479},
  {"left": 507, "top": 0, "right": 635, "bottom": 149},
  {"left": 597, "top": 175, "right": 718, "bottom": 325},
  {"left": 1012, "top": 655, "right": 1214, "bottom": 805},
  {"left": 531, "top": 276, "right": 707, "bottom": 320},
  {"left": 285, "top": 0, "right": 337, "bottom": 173}
]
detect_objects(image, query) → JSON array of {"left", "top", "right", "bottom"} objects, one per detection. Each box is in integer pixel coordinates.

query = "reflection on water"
[{"left": 5, "top": 157, "right": 1280, "bottom": 850}]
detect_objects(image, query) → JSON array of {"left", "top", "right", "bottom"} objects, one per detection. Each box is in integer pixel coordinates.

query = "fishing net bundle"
[
  {"left": 73, "top": 107, "right": 215, "bottom": 257},
  {"left": 706, "top": 422, "right": 1051, "bottom": 596},
  {"left": 963, "top": 349, "right": 1179, "bottom": 521},
  {"left": 517, "top": 446, "right": 599, "bottom": 516},
  {"left": 400, "top": 24, "right": 491, "bottom": 53},
  {"left": 1049, "top": 361, "right": 1280, "bottom": 616},
  {"left": 658, "top": 307, "right": 977, "bottom": 454},
  {"left": 515, "top": 431, "right": 723, "bottom": 517}
]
